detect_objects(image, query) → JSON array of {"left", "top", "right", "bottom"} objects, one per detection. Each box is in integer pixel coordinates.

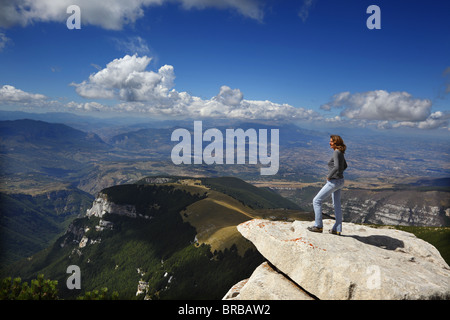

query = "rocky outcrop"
[
  {"left": 86, "top": 194, "right": 137, "bottom": 218},
  {"left": 224, "top": 219, "right": 450, "bottom": 300},
  {"left": 223, "top": 262, "right": 313, "bottom": 300},
  {"left": 62, "top": 194, "right": 157, "bottom": 250}
]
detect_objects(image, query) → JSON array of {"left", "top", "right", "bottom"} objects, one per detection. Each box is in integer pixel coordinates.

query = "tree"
[
  {"left": 0, "top": 275, "right": 118, "bottom": 300},
  {"left": 77, "top": 287, "right": 119, "bottom": 300},
  {"left": 0, "top": 274, "right": 58, "bottom": 300}
]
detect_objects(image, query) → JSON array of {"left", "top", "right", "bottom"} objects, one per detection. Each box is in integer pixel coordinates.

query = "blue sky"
[{"left": 0, "top": 0, "right": 449, "bottom": 132}]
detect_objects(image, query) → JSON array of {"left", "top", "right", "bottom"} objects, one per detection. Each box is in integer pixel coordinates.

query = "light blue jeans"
[{"left": 313, "top": 178, "right": 345, "bottom": 232}]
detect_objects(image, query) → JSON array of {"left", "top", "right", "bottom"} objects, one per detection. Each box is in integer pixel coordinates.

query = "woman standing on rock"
[{"left": 308, "top": 135, "right": 347, "bottom": 235}]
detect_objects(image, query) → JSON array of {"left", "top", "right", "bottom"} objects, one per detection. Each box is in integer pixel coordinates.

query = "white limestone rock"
[
  {"left": 236, "top": 219, "right": 450, "bottom": 300},
  {"left": 86, "top": 194, "right": 137, "bottom": 218},
  {"left": 223, "top": 262, "right": 313, "bottom": 300}
]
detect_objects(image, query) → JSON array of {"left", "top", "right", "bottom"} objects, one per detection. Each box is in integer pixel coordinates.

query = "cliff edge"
[{"left": 224, "top": 219, "right": 450, "bottom": 300}]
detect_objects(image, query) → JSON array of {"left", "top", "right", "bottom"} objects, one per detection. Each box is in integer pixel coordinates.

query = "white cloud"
[
  {"left": 319, "top": 89, "right": 450, "bottom": 130},
  {"left": 67, "top": 55, "right": 449, "bottom": 129},
  {"left": 0, "top": 0, "right": 160, "bottom": 30},
  {"left": 2, "top": 53, "right": 446, "bottom": 131},
  {"left": 65, "top": 101, "right": 109, "bottom": 112},
  {"left": 0, "top": 85, "right": 47, "bottom": 103},
  {"left": 72, "top": 54, "right": 175, "bottom": 102},
  {"left": 108, "top": 94, "right": 319, "bottom": 121},
  {"left": 322, "top": 90, "right": 432, "bottom": 122},
  {"left": 111, "top": 36, "right": 151, "bottom": 56},
  {"left": 0, "top": 0, "right": 265, "bottom": 30},
  {"left": 298, "top": 0, "right": 317, "bottom": 23},
  {"left": 212, "top": 85, "right": 244, "bottom": 107},
  {"left": 0, "top": 84, "right": 112, "bottom": 113},
  {"left": 178, "top": 0, "right": 264, "bottom": 21},
  {"left": 0, "top": 32, "right": 11, "bottom": 52},
  {"left": 393, "top": 111, "right": 450, "bottom": 130},
  {"left": 69, "top": 54, "right": 320, "bottom": 121}
]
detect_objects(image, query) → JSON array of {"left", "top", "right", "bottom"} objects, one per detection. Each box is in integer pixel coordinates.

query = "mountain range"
[{"left": 0, "top": 113, "right": 449, "bottom": 299}]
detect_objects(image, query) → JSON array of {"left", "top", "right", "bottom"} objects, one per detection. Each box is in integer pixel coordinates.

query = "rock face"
[
  {"left": 326, "top": 190, "right": 448, "bottom": 227},
  {"left": 223, "top": 262, "right": 313, "bottom": 300},
  {"left": 86, "top": 193, "right": 137, "bottom": 218},
  {"left": 224, "top": 219, "right": 450, "bottom": 300},
  {"left": 278, "top": 188, "right": 449, "bottom": 227}
]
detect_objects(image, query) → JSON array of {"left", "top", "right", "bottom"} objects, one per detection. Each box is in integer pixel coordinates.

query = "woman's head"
[{"left": 329, "top": 135, "right": 346, "bottom": 153}]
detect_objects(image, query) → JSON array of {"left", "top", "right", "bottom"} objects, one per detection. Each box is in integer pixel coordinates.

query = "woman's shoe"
[
  {"left": 307, "top": 226, "right": 323, "bottom": 233},
  {"left": 329, "top": 229, "right": 341, "bottom": 236}
]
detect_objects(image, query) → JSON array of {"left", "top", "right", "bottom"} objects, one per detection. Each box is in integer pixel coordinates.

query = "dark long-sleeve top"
[{"left": 327, "top": 149, "right": 347, "bottom": 180}]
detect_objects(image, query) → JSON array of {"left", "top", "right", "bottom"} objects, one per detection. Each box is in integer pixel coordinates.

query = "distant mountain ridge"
[
  {"left": 2, "top": 117, "right": 449, "bottom": 195},
  {"left": 0, "top": 119, "right": 107, "bottom": 149},
  {"left": 0, "top": 119, "right": 115, "bottom": 194}
]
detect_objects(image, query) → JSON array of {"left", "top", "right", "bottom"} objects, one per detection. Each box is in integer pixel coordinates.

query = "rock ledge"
[{"left": 224, "top": 219, "right": 450, "bottom": 300}]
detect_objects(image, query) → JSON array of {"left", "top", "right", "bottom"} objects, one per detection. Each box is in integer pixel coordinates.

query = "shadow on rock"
[{"left": 343, "top": 234, "right": 404, "bottom": 250}]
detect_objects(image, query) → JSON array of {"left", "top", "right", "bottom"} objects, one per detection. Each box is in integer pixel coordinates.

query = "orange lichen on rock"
[{"left": 282, "top": 237, "right": 326, "bottom": 251}]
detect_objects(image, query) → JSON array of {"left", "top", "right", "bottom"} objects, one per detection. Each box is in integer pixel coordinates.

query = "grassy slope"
[{"left": 169, "top": 177, "right": 312, "bottom": 255}]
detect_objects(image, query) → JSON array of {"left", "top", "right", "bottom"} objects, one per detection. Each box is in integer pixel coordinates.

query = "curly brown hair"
[{"left": 330, "top": 135, "right": 346, "bottom": 153}]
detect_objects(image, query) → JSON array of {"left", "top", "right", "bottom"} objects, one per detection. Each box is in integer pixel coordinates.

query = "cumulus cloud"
[
  {"left": 393, "top": 111, "right": 450, "bottom": 130},
  {"left": 0, "top": 0, "right": 265, "bottom": 30},
  {"left": 71, "top": 54, "right": 175, "bottom": 102},
  {"left": 187, "top": 93, "right": 318, "bottom": 120},
  {"left": 0, "top": 85, "right": 47, "bottom": 103},
  {"left": 319, "top": 89, "right": 450, "bottom": 130},
  {"left": 69, "top": 54, "right": 319, "bottom": 121},
  {"left": 212, "top": 85, "right": 244, "bottom": 107},
  {"left": 3, "top": 52, "right": 446, "bottom": 130},
  {"left": 321, "top": 90, "right": 432, "bottom": 122},
  {"left": 66, "top": 55, "right": 449, "bottom": 129},
  {"left": 108, "top": 94, "right": 319, "bottom": 121}
]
